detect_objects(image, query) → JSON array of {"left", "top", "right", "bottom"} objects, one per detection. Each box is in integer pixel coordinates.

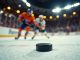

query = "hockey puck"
[{"left": 36, "top": 43, "right": 52, "bottom": 52}]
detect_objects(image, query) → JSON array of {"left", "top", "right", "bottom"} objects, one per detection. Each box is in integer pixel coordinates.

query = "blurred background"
[{"left": 0, "top": 0, "right": 80, "bottom": 33}]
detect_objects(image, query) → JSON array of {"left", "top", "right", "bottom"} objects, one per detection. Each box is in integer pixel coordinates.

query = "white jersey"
[{"left": 35, "top": 18, "right": 46, "bottom": 26}]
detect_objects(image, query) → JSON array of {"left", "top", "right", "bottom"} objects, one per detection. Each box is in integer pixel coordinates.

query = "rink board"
[{"left": 0, "top": 26, "right": 80, "bottom": 38}]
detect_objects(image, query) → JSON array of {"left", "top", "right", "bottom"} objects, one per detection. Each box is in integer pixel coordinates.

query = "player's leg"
[
  {"left": 24, "top": 31, "right": 28, "bottom": 39},
  {"left": 24, "top": 26, "right": 31, "bottom": 39},
  {"left": 42, "top": 30, "right": 50, "bottom": 39},
  {"left": 66, "top": 30, "right": 70, "bottom": 35},
  {"left": 44, "top": 33, "right": 50, "bottom": 39},
  {"left": 32, "top": 27, "right": 39, "bottom": 39},
  {"left": 15, "top": 24, "right": 26, "bottom": 40},
  {"left": 15, "top": 28, "right": 22, "bottom": 40},
  {"left": 32, "top": 31, "right": 37, "bottom": 39}
]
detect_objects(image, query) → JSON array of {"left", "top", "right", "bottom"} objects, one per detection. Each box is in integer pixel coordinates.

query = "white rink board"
[
  {"left": 0, "top": 26, "right": 80, "bottom": 37},
  {"left": 0, "top": 26, "right": 34, "bottom": 36}
]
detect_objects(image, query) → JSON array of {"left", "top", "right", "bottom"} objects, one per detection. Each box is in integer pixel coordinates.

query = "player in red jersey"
[{"left": 15, "top": 9, "right": 35, "bottom": 40}]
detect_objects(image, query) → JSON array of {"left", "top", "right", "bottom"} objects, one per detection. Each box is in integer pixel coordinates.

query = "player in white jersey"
[{"left": 32, "top": 15, "right": 49, "bottom": 39}]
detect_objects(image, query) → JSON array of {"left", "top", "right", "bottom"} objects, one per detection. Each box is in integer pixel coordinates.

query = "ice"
[{"left": 0, "top": 35, "right": 80, "bottom": 60}]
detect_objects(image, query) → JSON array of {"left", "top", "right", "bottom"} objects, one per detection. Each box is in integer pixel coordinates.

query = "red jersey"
[{"left": 18, "top": 12, "right": 35, "bottom": 24}]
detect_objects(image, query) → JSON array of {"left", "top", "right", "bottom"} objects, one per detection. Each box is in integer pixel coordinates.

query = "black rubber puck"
[{"left": 36, "top": 43, "right": 52, "bottom": 52}]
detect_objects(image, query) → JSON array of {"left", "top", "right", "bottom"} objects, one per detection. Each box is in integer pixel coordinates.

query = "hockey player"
[
  {"left": 15, "top": 9, "right": 35, "bottom": 40},
  {"left": 32, "top": 15, "right": 49, "bottom": 39}
]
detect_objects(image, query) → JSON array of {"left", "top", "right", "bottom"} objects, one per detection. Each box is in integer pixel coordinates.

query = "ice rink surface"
[{"left": 0, "top": 35, "right": 80, "bottom": 60}]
